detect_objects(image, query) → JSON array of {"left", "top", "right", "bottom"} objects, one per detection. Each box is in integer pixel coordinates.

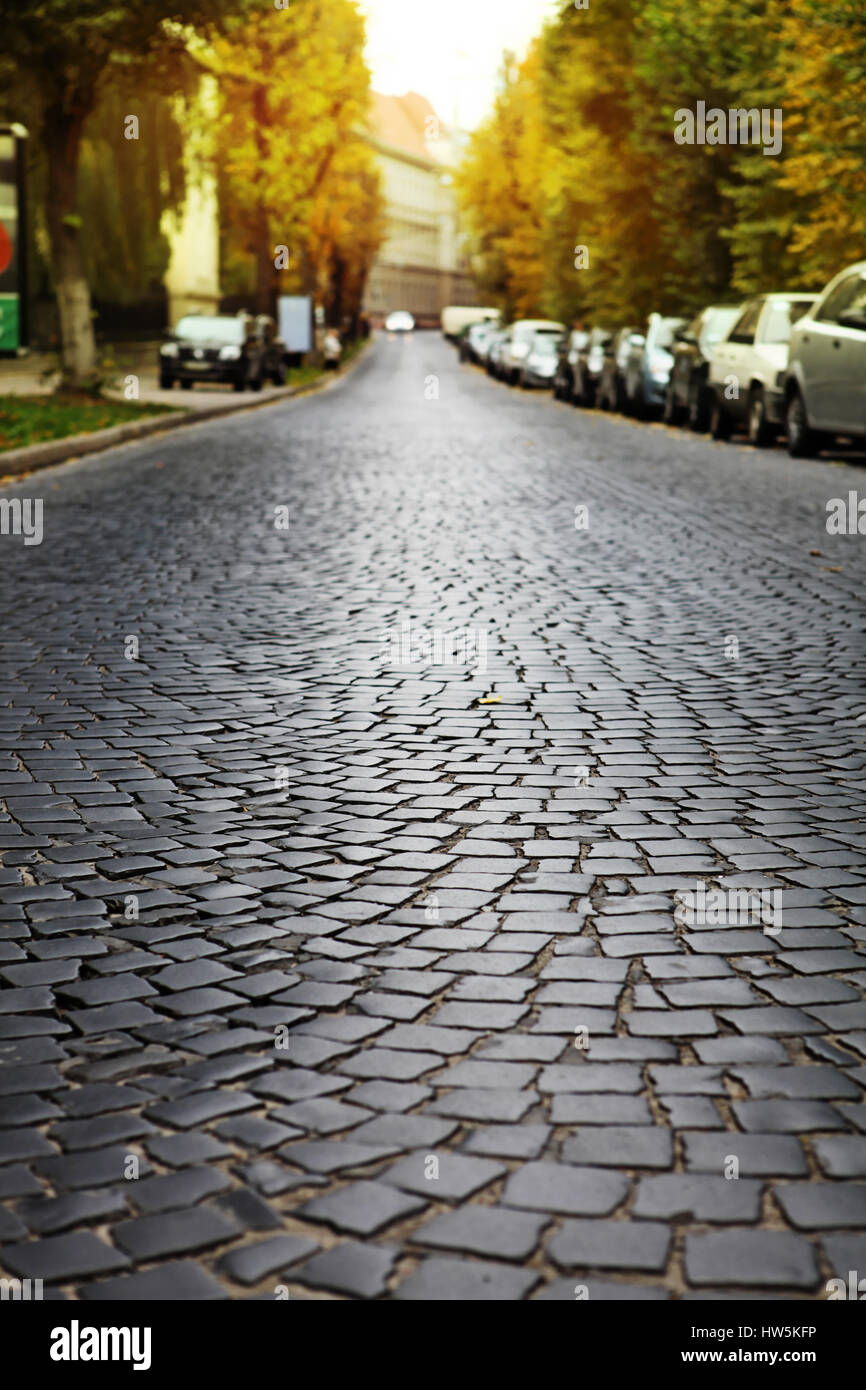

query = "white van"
[{"left": 441, "top": 305, "right": 500, "bottom": 340}]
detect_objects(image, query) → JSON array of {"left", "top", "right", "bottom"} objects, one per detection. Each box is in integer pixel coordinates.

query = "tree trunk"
[
  {"left": 254, "top": 202, "right": 273, "bottom": 316},
  {"left": 331, "top": 256, "right": 345, "bottom": 332},
  {"left": 44, "top": 106, "right": 97, "bottom": 390},
  {"left": 298, "top": 243, "right": 318, "bottom": 364},
  {"left": 252, "top": 85, "right": 275, "bottom": 317}
]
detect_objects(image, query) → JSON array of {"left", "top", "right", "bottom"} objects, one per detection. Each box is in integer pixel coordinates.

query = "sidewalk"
[
  {"left": 0, "top": 353, "right": 289, "bottom": 410},
  {"left": 0, "top": 345, "right": 368, "bottom": 477}
]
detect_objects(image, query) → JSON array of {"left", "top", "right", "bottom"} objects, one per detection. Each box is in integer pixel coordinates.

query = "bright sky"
[{"left": 359, "top": 0, "right": 559, "bottom": 131}]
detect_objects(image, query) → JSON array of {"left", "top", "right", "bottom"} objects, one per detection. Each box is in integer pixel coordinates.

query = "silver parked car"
[
  {"left": 784, "top": 262, "right": 866, "bottom": 457},
  {"left": 519, "top": 332, "right": 560, "bottom": 388},
  {"left": 499, "top": 319, "right": 566, "bottom": 385},
  {"left": 706, "top": 293, "right": 816, "bottom": 444},
  {"left": 485, "top": 326, "right": 510, "bottom": 377}
]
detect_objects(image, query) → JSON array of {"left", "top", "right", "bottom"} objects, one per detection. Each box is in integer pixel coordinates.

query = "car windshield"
[
  {"left": 701, "top": 307, "right": 741, "bottom": 348},
  {"left": 530, "top": 337, "right": 558, "bottom": 356},
  {"left": 763, "top": 299, "right": 816, "bottom": 344},
  {"left": 175, "top": 316, "right": 245, "bottom": 344},
  {"left": 515, "top": 323, "right": 560, "bottom": 340},
  {"left": 653, "top": 318, "right": 685, "bottom": 349}
]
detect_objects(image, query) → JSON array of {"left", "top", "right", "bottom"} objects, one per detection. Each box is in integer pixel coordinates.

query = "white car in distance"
[{"left": 384, "top": 310, "right": 415, "bottom": 334}]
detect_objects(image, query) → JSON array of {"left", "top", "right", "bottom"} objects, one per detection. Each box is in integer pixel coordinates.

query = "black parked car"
[
  {"left": 597, "top": 327, "right": 636, "bottom": 412},
  {"left": 159, "top": 313, "right": 268, "bottom": 391},
  {"left": 572, "top": 327, "right": 612, "bottom": 406},
  {"left": 663, "top": 304, "right": 742, "bottom": 430},
  {"left": 552, "top": 329, "right": 589, "bottom": 401}
]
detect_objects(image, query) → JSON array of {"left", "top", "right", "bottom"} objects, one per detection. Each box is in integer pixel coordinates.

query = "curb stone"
[{"left": 0, "top": 341, "right": 370, "bottom": 480}]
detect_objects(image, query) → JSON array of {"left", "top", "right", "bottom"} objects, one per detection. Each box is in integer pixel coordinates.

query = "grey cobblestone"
[{"left": 0, "top": 336, "right": 863, "bottom": 1299}]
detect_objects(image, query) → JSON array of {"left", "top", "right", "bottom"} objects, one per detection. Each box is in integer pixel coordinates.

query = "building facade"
[
  {"left": 363, "top": 92, "right": 477, "bottom": 325},
  {"left": 158, "top": 87, "right": 478, "bottom": 332},
  {"left": 160, "top": 77, "right": 221, "bottom": 326}
]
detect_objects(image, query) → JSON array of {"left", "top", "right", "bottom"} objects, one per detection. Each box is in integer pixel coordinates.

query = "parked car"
[
  {"left": 441, "top": 305, "right": 499, "bottom": 340},
  {"left": 462, "top": 320, "right": 497, "bottom": 364},
  {"left": 455, "top": 323, "right": 473, "bottom": 361},
  {"left": 159, "top": 312, "right": 265, "bottom": 391},
  {"left": 476, "top": 324, "right": 502, "bottom": 370},
  {"left": 623, "top": 314, "right": 687, "bottom": 416},
  {"left": 552, "top": 328, "right": 590, "bottom": 401},
  {"left": 596, "top": 327, "right": 636, "bottom": 412},
  {"left": 663, "top": 305, "right": 742, "bottom": 430},
  {"left": 707, "top": 292, "right": 817, "bottom": 443},
  {"left": 572, "top": 327, "right": 613, "bottom": 406},
  {"left": 784, "top": 262, "right": 866, "bottom": 457},
  {"left": 384, "top": 310, "right": 415, "bottom": 333},
  {"left": 486, "top": 326, "right": 511, "bottom": 378},
  {"left": 500, "top": 319, "right": 565, "bottom": 385},
  {"left": 519, "top": 332, "right": 560, "bottom": 388}
]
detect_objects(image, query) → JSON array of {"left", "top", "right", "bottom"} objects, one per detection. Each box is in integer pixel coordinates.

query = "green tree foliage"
[
  {"left": 79, "top": 76, "right": 190, "bottom": 308},
  {"left": 0, "top": 0, "right": 241, "bottom": 387}
]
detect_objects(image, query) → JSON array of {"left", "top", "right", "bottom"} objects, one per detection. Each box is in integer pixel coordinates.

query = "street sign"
[{"left": 277, "top": 295, "right": 312, "bottom": 353}]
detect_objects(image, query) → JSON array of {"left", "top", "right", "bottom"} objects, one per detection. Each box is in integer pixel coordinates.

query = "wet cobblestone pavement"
[{"left": 1, "top": 335, "right": 865, "bottom": 1299}]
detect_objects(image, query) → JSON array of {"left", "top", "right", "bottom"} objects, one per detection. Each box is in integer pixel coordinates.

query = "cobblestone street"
[{"left": 1, "top": 333, "right": 865, "bottom": 1301}]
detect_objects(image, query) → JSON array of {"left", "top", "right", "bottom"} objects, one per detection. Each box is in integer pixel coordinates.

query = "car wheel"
[
  {"left": 662, "top": 386, "right": 681, "bottom": 426},
  {"left": 179, "top": 380, "right": 192, "bottom": 391},
  {"left": 688, "top": 383, "right": 710, "bottom": 432},
  {"left": 785, "top": 389, "right": 820, "bottom": 458},
  {"left": 159, "top": 370, "right": 174, "bottom": 390},
  {"left": 250, "top": 373, "right": 263, "bottom": 392},
  {"left": 709, "top": 395, "right": 732, "bottom": 440},
  {"left": 271, "top": 364, "right": 286, "bottom": 386},
  {"left": 232, "top": 375, "right": 246, "bottom": 393},
  {"left": 747, "top": 388, "right": 775, "bottom": 447}
]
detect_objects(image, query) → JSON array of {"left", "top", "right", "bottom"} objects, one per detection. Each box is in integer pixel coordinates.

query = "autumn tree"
[
  {"left": 456, "top": 50, "right": 547, "bottom": 320},
  {"left": 309, "top": 140, "right": 383, "bottom": 332},
  {"left": 459, "top": 0, "right": 865, "bottom": 325},
  {"left": 777, "top": 0, "right": 866, "bottom": 282},
  {"left": 209, "top": 0, "right": 382, "bottom": 327},
  {"left": 0, "top": 0, "right": 240, "bottom": 389}
]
